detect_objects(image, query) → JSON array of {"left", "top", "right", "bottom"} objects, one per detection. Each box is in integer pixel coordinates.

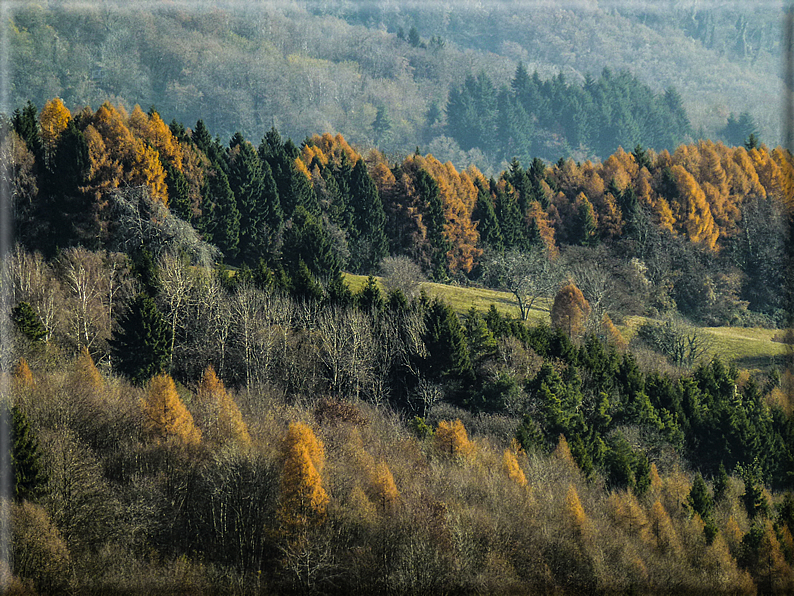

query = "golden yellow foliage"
[
  {"left": 131, "top": 142, "right": 168, "bottom": 205},
  {"left": 755, "top": 519, "right": 792, "bottom": 592},
  {"left": 701, "top": 533, "right": 752, "bottom": 594},
  {"left": 39, "top": 98, "right": 71, "bottom": 154},
  {"left": 73, "top": 346, "right": 103, "bottom": 393},
  {"left": 196, "top": 365, "right": 251, "bottom": 448},
  {"left": 502, "top": 448, "right": 528, "bottom": 487},
  {"left": 371, "top": 461, "right": 399, "bottom": 512},
  {"left": 13, "top": 358, "right": 35, "bottom": 392},
  {"left": 278, "top": 423, "right": 329, "bottom": 531},
  {"left": 553, "top": 434, "right": 578, "bottom": 470},
  {"left": 648, "top": 500, "right": 681, "bottom": 556},
  {"left": 526, "top": 201, "right": 558, "bottom": 259},
  {"left": 651, "top": 196, "right": 676, "bottom": 235},
  {"left": 607, "top": 491, "right": 648, "bottom": 538},
  {"left": 128, "top": 105, "right": 183, "bottom": 171},
  {"left": 141, "top": 374, "right": 201, "bottom": 446},
  {"left": 671, "top": 164, "right": 719, "bottom": 249},
  {"left": 649, "top": 463, "right": 663, "bottom": 494},
  {"left": 283, "top": 421, "right": 325, "bottom": 475},
  {"left": 434, "top": 419, "right": 475, "bottom": 458},
  {"left": 724, "top": 515, "right": 745, "bottom": 555},
  {"left": 601, "top": 313, "right": 627, "bottom": 351},
  {"left": 294, "top": 156, "right": 312, "bottom": 180},
  {"left": 564, "top": 484, "right": 588, "bottom": 535}
]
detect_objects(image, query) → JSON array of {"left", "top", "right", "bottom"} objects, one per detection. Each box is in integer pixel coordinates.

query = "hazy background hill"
[{"left": 6, "top": 0, "right": 786, "bottom": 172}]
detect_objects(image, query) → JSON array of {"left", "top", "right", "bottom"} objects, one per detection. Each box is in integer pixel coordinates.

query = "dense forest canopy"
[{"left": 3, "top": 2, "right": 794, "bottom": 594}]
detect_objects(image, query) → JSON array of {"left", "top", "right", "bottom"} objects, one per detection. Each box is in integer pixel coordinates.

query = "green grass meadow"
[{"left": 345, "top": 273, "right": 788, "bottom": 372}]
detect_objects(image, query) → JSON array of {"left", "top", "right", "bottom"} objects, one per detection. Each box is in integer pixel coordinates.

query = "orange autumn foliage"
[
  {"left": 196, "top": 365, "right": 251, "bottom": 448},
  {"left": 141, "top": 374, "right": 201, "bottom": 446}
]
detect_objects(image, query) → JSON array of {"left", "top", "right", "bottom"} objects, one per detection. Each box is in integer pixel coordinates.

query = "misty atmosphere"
[{"left": 2, "top": 1, "right": 794, "bottom": 594}]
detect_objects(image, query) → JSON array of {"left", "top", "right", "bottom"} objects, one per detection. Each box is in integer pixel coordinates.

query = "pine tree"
[
  {"left": 416, "top": 168, "right": 451, "bottom": 280},
  {"left": 206, "top": 168, "right": 240, "bottom": 260},
  {"left": 687, "top": 473, "right": 714, "bottom": 520},
  {"left": 12, "top": 302, "right": 47, "bottom": 343},
  {"left": 110, "top": 293, "right": 172, "bottom": 385},
  {"left": 164, "top": 161, "right": 192, "bottom": 222},
  {"left": 372, "top": 105, "right": 393, "bottom": 145},
  {"left": 471, "top": 182, "right": 504, "bottom": 251},
  {"left": 357, "top": 275, "right": 384, "bottom": 312},
  {"left": 226, "top": 139, "right": 260, "bottom": 259},
  {"left": 349, "top": 159, "right": 388, "bottom": 273},
  {"left": 3, "top": 406, "right": 48, "bottom": 502},
  {"left": 141, "top": 373, "right": 201, "bottom": 446},
  {"left": 282, "top": 206, "right": 340, "bottom": 278},
  {"left": 423, "top": 298, "right": 473, "bottom": 389}
]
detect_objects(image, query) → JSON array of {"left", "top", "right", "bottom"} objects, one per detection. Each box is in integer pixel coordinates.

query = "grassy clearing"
[
  {"left": 344, "top": 273, "right": 787, "bottom": 371},
  {"left": 343, "top": 273, "right": 551, "bottom": 322},
  {"left": 702, "top": 326, "right": 789, "bottom": 371}
]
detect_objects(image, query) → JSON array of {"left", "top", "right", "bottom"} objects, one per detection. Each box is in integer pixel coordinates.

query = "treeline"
[
  {"left": 446, "top": 66, "right": 693, "bottom": 163},
  {"left": 5, "top": 98, "right": 792, "bottom": 326}
]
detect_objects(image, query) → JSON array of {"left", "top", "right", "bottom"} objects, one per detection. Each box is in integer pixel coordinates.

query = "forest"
[{"left": 0, "top": 93, "right": 793, "bottom": 594}]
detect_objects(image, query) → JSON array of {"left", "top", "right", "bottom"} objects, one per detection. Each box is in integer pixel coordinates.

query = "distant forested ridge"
[
  {"left": 5, "top": 1, "right": 782, "bottom": 171},
  {"left": 446, "top": 66, "right": 693, "bottom": 163}
]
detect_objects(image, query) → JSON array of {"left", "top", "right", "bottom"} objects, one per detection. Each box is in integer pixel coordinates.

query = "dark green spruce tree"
[
  {"left": 204, "top": 168, "right": 240, "bottom": 260},
  {"left": 282, "top": 205, "right": 340, "bottom": 278},
  {"left": 2, "top": 405, "right": 48, "bottom": 502},
  {"left": 12, "top": 302, "right": 47, "bottom": 343},
  {"left": 349, "top": 159, "right": 388, "bottom": 273},
  {"left": 416, "top": 169, "right": 451, "bottom": 281},
  {"left": 471, "top": 181, "right": 503, "bottom": 252},
  {"left": 110, "top": 293, "right": 172, "bottom": 385},
  {"left": 227, "top": 134, "right": 269, "bottom": 263}
]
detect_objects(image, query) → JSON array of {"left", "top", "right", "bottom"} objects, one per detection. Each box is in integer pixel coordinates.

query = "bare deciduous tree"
[{"left": 481, "top": 247, "right": 561, "bottom": 320}]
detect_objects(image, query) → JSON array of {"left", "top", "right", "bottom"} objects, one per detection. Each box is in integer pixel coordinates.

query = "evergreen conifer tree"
[
  {"left": 349, "top": 159, "right": 388, "bottom": 273},
  {"left": 227, "top": 136, "right": 268, "bottom": 262},
  {"left": 110, "top": 293, "right": 172, "bottom": 385},
  {"left": 2, "top": 406, "right": 48, "bottom": 502},
  {"left": 471, "top": 182, "right": 504, "bottom": 252},
  {"left": 206, "top": 168, "right": 240, "bottom": 260},
  {"left": 12, "top": 302, "right": 47, "bottom": 343},
  {"left": 416, "top": 169, "right": 450, "bottom": 280}
]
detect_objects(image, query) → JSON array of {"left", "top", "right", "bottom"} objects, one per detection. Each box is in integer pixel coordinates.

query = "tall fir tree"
[
  {"left": 110, "top": 293, "right": 172, "bottom": 386},
  {"left": 416, "top": 169, "right": 451, "bottom": 280},
  {"left": 349, "top": 159, "right": 388, "bottom": 273},
  {"left": 205, "top": 168, "right": 241, "bottom": 260},
  {"left": 471, "top": 182, "right": 504, "bottom": 252},
  {"left": 227, "top": 135, "right": 268, "bottom": 263}
]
